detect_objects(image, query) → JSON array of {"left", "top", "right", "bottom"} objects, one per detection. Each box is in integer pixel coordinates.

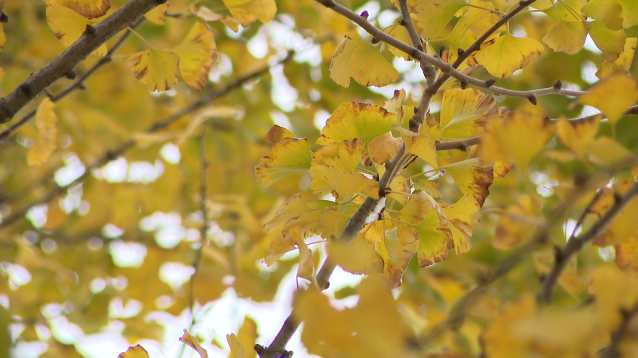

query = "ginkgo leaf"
[
  {"left": 312, "top": 139, "right": 366, "bottom": 172},
  {"left": 317, "top": 102, "right": 397, "bottom": 147},
  {"left": 332, "top": 234, "right": 384, "bottom": 275},
  {"left": 28, "top": 99, "right": 58, "bottom": 166},
  {"left": 474, "top": 33, "right": 544, "bottom": 78},
  {"left": 383, "top": 89, "right": 407, "bottom": 122},
  {"left": 227, "top": 333, "right": 247, "bottom": 358},
  {"left": 439, "top": 88, "right": 497, "bottom": 140},
  {"left": 173, "top": 22, "right": 218, "bottom": 91},
  {"left": 144, "top": 3, "right": 169, "bottom": 25},
  {"left": 179, "top": 329, "right": 209, "bottom": 358},
  {"left": 385, "top": 24, "right": 418, "bottom": 61},
  {"left": 255, "top": 137, "right": 311, "bottom": 186},
  {"left": 483, "top": 294, "right": 537, "bottom": 358},
  {"left": 493, "top": 195, "right": 543, "bottom": 249},
  {"left": 446, "top": 0, "right": 501, "bottom": 50},
  {"left": 330, "top": 33, "right": 359, "bottom": 87},
  {"left": 589, "top": 21, "right": 626, "bottom": 62},
  {"left": 44, "top": 0, "right": 110, "bottom": 19},
  {"left": 415, "top": 208, "right": 454, "bottom": 266},
  {"left": 264, "top": 125, "right": 295, "bottom": 145},
  {"left": 315, "top": 207, "right": 351, "bottom": 240},
  {"left": 351, "top": 40, "right": 401, "bottom": 87},
  {"left": 194, "top": 6, "right": 241, "bottom": 32},
  {"left": 376, "top": 228, "right": 418, "bottom": 287},
  {"left": 590, "top": 265, "right": 638, "bottom": 330},
  {"left": 415, "top": 0, "right": 468, "bottom": 39},
  {"left": 577, "top": 72, "right": 638, "bottom": 127},
  {"left": 591, "top": 181, "right": 638, "bottom": 246},
  {"left": 46, "top": 6, "right": 107, "bottom": 56},
  {"left": 443, "top": 194, "right": 481, "bottom": 254},
  {"left": 367, "top": 133, "right": 403, "bottom": 166},
  {"left": 441, "top": 158, "right": 494, "bottom": 206},
  {"left": 125, "top": 48, "right": 180, "bottom": 92},
  {"left": 582, "top": 0, "right": 638, "bottom": 30},
  {"left": 0, "top": 24, "right": 6, "bottom": 50},
  {"left": 481, "top": 111, "right": 555, "bottom": 173},
  {"left": 542, "top": 20, "right": 592, "bottom": 54},
  {"left": 118, "top": 345, "right": 150, "bottom": 358},
  {"left": 222, "top": 0, "right": 276, "bottom": 26},
  {"left": 580, "top": 137, "right": 636, "bottom": 167},
  {"left": 557, "top": 118, "right": 634, "bottom": 166},
  {"left": 557, "top": 117, "right": 600, "bottom": 158},
  {"left": 616, "top": 236, "right": 638, "bottom": 274},
  {"left": 393, "top": 125, "right": 438, "bottom": 168},
  {"left": 397, "top": 193, "right": 431, "bottom": 245},
  {"left": 412, "top": 178, "right": 442, "bottom": 199},
  {"left": 236, "top": 317, "right": 258, "bottom": 358},
  {"left": 310, "top": 166, "right": 379, "bottom": 201},
  {"left": 596, "top": 38, "right": 636, "bottom": 79}
]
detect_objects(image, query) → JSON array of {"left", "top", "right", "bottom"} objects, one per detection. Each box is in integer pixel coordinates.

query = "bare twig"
[
  {"left": 567, "top": 105, "right": 638, "bottom": 123},
  {"left": 0, "top": 0, "right": 165, "bottom": 125},
  {"left": 0, "top": 52, "right": 294, "bottom": 230},
  {"left": 538, "top": 181, "right": 638, "bottom": 303},
  {"left": 0, "top": 18, "right": 147, "bottom": 141},
  {"left": 189, "top": 127, "right": 209, "bottom": 329}
]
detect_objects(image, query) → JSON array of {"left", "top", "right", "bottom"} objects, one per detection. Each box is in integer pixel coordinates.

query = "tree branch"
[
  {"left": 0, "top": 0, "right": 165, "bottom": 125},
  {"left": 314, "top": 0, "right": 581, "bottom": 99},
  {"left": 538, "top": 181, "right": 638, "bottom": 303},
  {"left": 0, "top": 17, "right": 147, "bottom": 141},
  {"left": 0, "top": 52, "right": 294, "bottom": 230}
]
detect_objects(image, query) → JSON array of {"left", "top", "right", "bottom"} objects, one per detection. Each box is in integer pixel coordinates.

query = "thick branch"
[
  {"left": 538, "top": 181, "right": 638, "bottom": 303},
  {"left": 0, "top": 0, "right": 165, "bottom": 124},
  {"left": 0, "top": 54, "right": 293, "bottom": 229},
  {"left": 0, "top": 18, "right": 146, "bottom": 141}
]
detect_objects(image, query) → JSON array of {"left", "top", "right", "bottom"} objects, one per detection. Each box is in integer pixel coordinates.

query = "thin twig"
[
  {"left": 189, "top": 127, "right": 209, "bottom": 329},
  {"left": 538, "top": 181, "right": 638, "bottom": 303},
  {"left": 0, "top": 52, "right": 294, "bottom": 230},
  {"left": 0, "top": 0, "right": 165, "bottom": 125},
  {"left": 0, "top": 18, "right": 147, "bottom": 141}
]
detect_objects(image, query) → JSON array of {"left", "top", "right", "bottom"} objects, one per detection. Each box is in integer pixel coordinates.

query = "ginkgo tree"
[{"left": 1, "top": 0, "right": 638, "bottom": 357}]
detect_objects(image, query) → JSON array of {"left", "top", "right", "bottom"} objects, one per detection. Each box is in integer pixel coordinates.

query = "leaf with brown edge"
[
  {"left": 144, "top": 3, "right": 169, "bottom": 25},
  {"left": 441, "top": 158, "right": 494, "bottom": 207},
  {"left": 615, "top": 236, "right": 638, "bottom": 274},
  {"left": 118, "top": 345, "right": 149, "bottom": 358},
  {"left": 383, "top": 89, "right": 407, "bottom": 123},
  {"left": 367, "top": 133, "right": 403, "bottom": 166},
  {"left": 317, "top": 103, "right": 397, "bottom": 148},
  {"left": 493, "top": 195, "right": 543, "bottom": 250},
  {"left": 173, "top": 22, "right": 218, "bottom": 91},
  {"left": 312, "top": 139, "right": 366, "bottom": 172},
  {"left": 439, "top": 88, "right": 497, "bottom": 141},
  {"left": 481, "top": 111, "right": 555, "bottom": 174},
  {"left": 264, "top": 125, "right": 295, "bottom": 145},
  {"left": 179, "top": 329, "right": 209, "bottom": 358},
  {"left": 27, "top": 99, "right": 58, "bottom": 166},
  {"left": 46, "top": 6, "right": 107, "bottom": 56},
  {"left": 416, "top": 209, "right": 454, "bottom": 267},
  {"left": 474, "top": 33, "right": 544, "bottom": 78},
  {"left": 376, "top": 228, "right": 418, "bottom": 287},
  {"left": 443, "top": 195, "right": 481, "bottom": 254},
  {"left": 255, "top": 137, "right": 312, "bottom": 186},
  {"left": 44, "top": 0, "right": 110, "bottom": 19},
  {"left": 393, "top": 125, "right": 438, "bottom": 168},
  {"left": 125, "top": 49, "right": 180, "bottom": 92},
  {"left": 397, "top": 193, "right": 432, "bottom": 245},
  {"left": 578, "top": 72, "right": 638, "bottom": 127}
]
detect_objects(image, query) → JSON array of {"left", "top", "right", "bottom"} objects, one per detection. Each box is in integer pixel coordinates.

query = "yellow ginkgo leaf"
[
  {"left": 125, "top": 48, "right": 180, "bottom": 92},
  {"left": 442, "top": 194, "right": 481, "bottom": 254},
  {"left": 350, "top": 40, "right": 401, "bottom": 87},
  {"left": 264, "top": 125, "right": 295, "bottom": 145},
  {"left": 194, "top": 6, "right": 241, "bottom": 32},
  {"left": 616, "top": 236, "right": 638, "bottom": 274},
  {"left": 367, "top": 133, "right": 403, "bottom": 166},
  {"left": 591, "top": 181, "right": 638, "bottom": 246},
  {"left": 446, "top": 0, "right": 501, "bottom": 50},
  {"left": 46, "top": 6, "right": 107, "bottom": 56},
  {"left": 397, "top": 193, "right": 431, "bottom": 245},
  {"left": 236, "top": 317, "right": 258, "bottom": 358},
  {"left": 118, "top": 345, "right": 150, "bottom": 358},
  {"left": 474, "top": 33, "right": 544, "bottom": 78},
  {"left": 179, "top": 329, "right": 209, "bottom": 358},
  {"left": 589, "top": 21, "right": 626, "bottom": 62},
  {"left": 317, "top": 102, "right": 397, "bottom": 147},
  {"left": 333, "top": 234, "right": 384, "bottom": 275},
  {"left": 312, "top": 139, "right": 365, "bottom": 172},
  {"left": 382, "top": 89, "right": 407, "bottom": 122},
  {"left": 310, "top": 166, "right": 379, "bottom": 201},
  {"left": 493, "top": 195, "right": 543, "bottom": 249},
  {"left": 542, "top": 20, "right": 592, "bottom": 54},
  {"left": 596, "top": 38, "right": 636, "bottom": 79},
  {"left": 330, "top": 33, "right": 360, "bottom": 87},
  {"left": 255, "top": 137, "right": 311, "bottom": 186},
  {"left": 557, "top": 117, "right": 600, "bottom": 157},
  {"left": 385, "top": 24, "right": 418, "bottom": 61},
  {"left": 44, "top": 0, "right": 110, "bottom": 19},
  {"left": 28, "top": 99, "right": 58, "bottom": 166},
  {"left": 415, "top": 208, "right": 454, "bottom": 267},
  {"left": 483, "top": 294, "right": 537, "bottom": 358},
  {"left": 481, "top": 111, "right": 555, "bottom": 173},
  {"left": 222, "top": 0, "right": 276, "bottom": 26},
  {"left": 439, "top": 88, "right": 497, "bottom": 140},
  {"left": 393, "top": 125, "right": 438, "bottom": 168},
  {"left": 227, "top": 333, "right": 247, "bottom": 358},
  {"left": 441, "top": 158, "right": 494, "bottom": 206},
  {"left": 582, "top": 0, "right": 638, "bottom": 31},
  {"left": 144, "top": 3, "right": 169, "bottom": 25},
  {"left": 577, "top": 72, "right": 638, "bottom": 127},
  {"left": 415, "top": 0, "right": 467, "bottom": 39},
  {"left": 174, "top": 22, "right": 218, "bottom": 91},
  {"left": 376, "top": 228, "right": 418, "bottom": 287},
  {"left": 581, "top": 137, "right": 636, "bottom": 167},
  {"left": 590, "top": 265, "right": 638, "bottom": 330}
]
